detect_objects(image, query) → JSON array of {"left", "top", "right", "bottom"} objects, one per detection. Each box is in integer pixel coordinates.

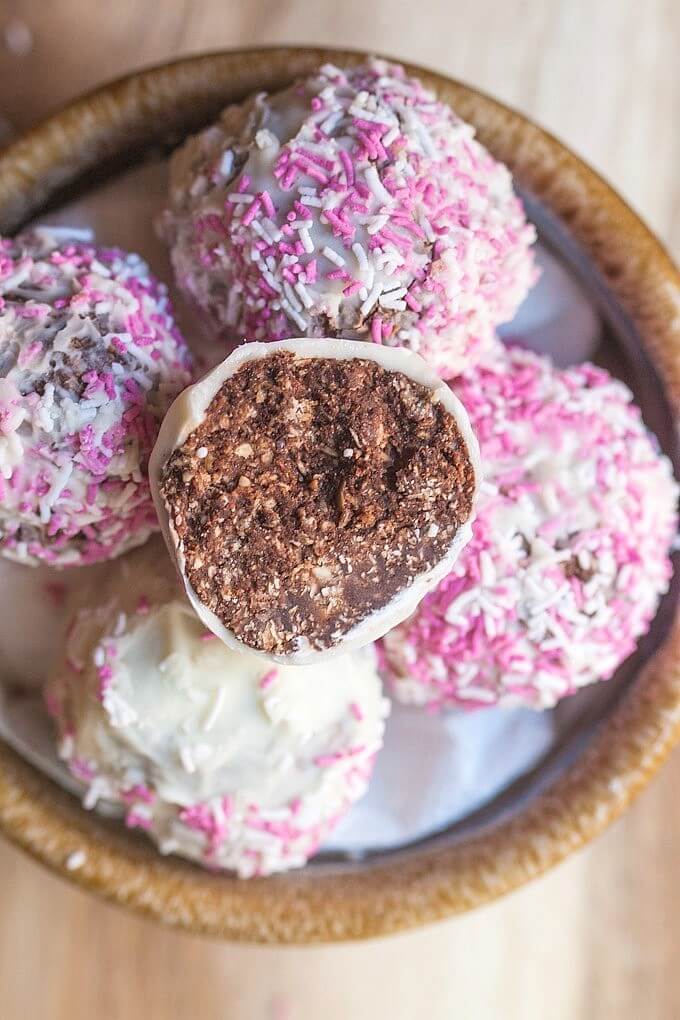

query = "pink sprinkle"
[
  {"left": 343, "top": 280, "right": 362, "bottom": 297},
  {"left": 126, "top": 810, "right": 152, "bottom": 831},
  {"left": 259, "top": 669, "right": 278, "bottom": 690},
  {"left": 121, "top": 783, "right": 155, "bottom": 805},
  {"left": 242, "top": 196, "right": 262, "bottom": 227},
  {"left": 339, "top": 149, "right": 355, "bottom": 185},
  {"left": 349, "top": 701, "right": 364, "bottom": 722},
  {"left": 305, "top": 259, "right": 317, "bottom": 284},
  {"left": 260, "top": 190, "right": 276, "bottom": 218}
]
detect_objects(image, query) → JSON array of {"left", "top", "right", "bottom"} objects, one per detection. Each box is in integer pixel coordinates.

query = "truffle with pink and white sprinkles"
[
  {"left": 46, "top": 544, "right": 389, "bottom": 877},
  {"left": 161, "top": 59, "right": 536, "bottom": 377},
  {"left": 0, "top": 227, "right": 192, "bottom": 566},
  {"left": 382, "top": 345, "right": 679, "bottom": 710}
]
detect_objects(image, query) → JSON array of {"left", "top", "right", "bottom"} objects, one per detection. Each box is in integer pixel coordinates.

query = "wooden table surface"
[{"left": 0, "top": 1, "right": 678, "bottom": 1017}]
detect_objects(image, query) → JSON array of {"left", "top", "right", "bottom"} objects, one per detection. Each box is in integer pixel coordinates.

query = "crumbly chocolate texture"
[{"left": 160, "top": 352, "right": 475, "bottom": 655}]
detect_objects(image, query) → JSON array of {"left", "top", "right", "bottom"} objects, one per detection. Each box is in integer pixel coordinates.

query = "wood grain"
[{"left": 0, "top": 0, "right": 678, "bottom": 1016}]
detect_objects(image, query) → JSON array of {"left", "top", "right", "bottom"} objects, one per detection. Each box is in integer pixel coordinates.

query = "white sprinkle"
[
  {"left": 39, "top": 460, "right": 73, "bottom": 523},
  {"left": 283, "top": 281, "right": 303, "bottom": 313},
  {"left": 262, "top": 269, "right": 282, "bottom": 293},
  {"left": 349, "top": 103, "right": 390, "bottom": 125},
  {"left": 280, "top": 299, "right": 307, "bottom": 330},
  {"left": 255, "top": 129, "right": 279, "bottom": 151},
  {"left": 321, "top": 110, "right": 343, "bottom": 134},
  {"left": 65, "top": 850, "right": 87, "bottom": 872},
  {"left": 299, "top": 227, "right": 315, "bottom": 254},
  {"left": 251, "top": 219, "right": 276, "bottom": 245},
  {"left": 458, "top": 686, "right": 496, "bottom": 704},
  {"left": 365, "top": 166, "right": 393, "bottom": 206},
  {"left": 83, "top": 777, "right": 109, "bottom": 810},
  {"left": 480, "top": 550, "right": 496, "bottom": 587},
  {"left": 379, "top": 287, "right": 407, "bottom": 310},
  {"left": 203, "top": 686, "right": 227, "bottom": 733},
  {"left": 352, "top": 242, "right": 368, "bottom": 269},
  {"left": 219, "top": 150, "right": 234, "bottom": 177},
  {"left": 262, "top": 217, "right": 282, "bottom": 242},
  {"left": 158, "top": 838, "right": 180, "bottom": 856},
  {"left": 197, "top": 447, "right": 208, "bottom": 459},
  {"left": 294, "top": 281, "right": 315, "bottom": 309},
  {"left": 367, "top": 213, "right": 387, "bottom": 234},
  {"left": 227, "top": 193, "right": 254, "bottom": 204},
  {"left": 351, "top": 243, "right": 373, "bottom": 288},
  {"left": 383, "top": 125, "right": 400, "bottom": 147},
  {"left": 322, "top": 246, "right": 345, "bottom": 267},
  {"left": 343, "top": 449, "right": 354, "bottom": 458},
  {"left": 360, "top": 282, "right": 384, "bottom": 316},
  {"left": 541, "top": 484, "right": 560, "bottom": 516}
]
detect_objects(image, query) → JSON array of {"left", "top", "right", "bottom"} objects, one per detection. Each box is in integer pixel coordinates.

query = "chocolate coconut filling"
[{"left": 159, "top": 351, "right": 475, "bottom": 656}]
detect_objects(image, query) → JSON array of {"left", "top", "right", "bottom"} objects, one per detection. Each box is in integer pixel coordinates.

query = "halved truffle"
[{"left": 150, "top": 338, "right": 480, "bottom": 663}]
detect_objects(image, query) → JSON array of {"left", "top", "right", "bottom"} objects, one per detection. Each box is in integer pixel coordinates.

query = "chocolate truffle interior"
[{"left": 160, "top": 352, "right": 475, "bottom": 656}]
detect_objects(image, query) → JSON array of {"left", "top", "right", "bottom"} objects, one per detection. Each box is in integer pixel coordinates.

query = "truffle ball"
[
  {"left": 161, "top": 59, "right": 536, "bottom": 377},
  {"left": 0, "top": 227, "right": 192, "bottom": 566},
  {"left": 46, "top": 541, "right": 389, "bottom": 877},
  {"left": 382, "top": 345, "right": 678, "bottom": 710}
]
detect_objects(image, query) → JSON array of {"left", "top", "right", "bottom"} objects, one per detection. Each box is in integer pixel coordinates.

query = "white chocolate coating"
[{"left": 46, "top": 542, "right": 389, "bottom": 877}]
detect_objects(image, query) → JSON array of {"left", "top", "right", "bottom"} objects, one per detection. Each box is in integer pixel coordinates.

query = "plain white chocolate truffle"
[{"left": 46, "top": 542, "right": 389, "bottom": 878}]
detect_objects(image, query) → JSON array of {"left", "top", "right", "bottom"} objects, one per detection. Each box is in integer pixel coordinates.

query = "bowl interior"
[{"left": 0, "top": 48, "right": 678, "bottom": 941}]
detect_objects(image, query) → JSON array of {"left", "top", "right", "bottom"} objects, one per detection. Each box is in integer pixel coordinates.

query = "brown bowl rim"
[{"left": 0, "top": 46, "right": 679, "bottom": 944}]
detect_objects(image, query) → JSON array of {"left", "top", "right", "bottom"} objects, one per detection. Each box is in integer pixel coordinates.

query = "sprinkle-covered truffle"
[
  {"left": 150, "top": 338, "right": 480, "bottom": 663},
  {"left": 0, "top": 227, "right": 192, "bottom": 566},
  {"left": 161, "top": 59, "right": 537, "bottom": 377},
  {"left": 382, "top": 345, "right": 679, "bottom": 710},
  {"left": 45, "top": 542, "right": 389, "bottom": 878}
]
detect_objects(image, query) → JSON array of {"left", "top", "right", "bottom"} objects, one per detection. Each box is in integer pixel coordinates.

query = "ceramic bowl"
[{"left": 0, "top": 47, "right": 678, "bottom": 943}]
